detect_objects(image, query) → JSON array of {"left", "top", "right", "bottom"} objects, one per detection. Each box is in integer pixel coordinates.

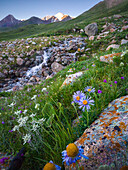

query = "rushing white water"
[{"left": 26, "top": 51, "right": 49, "bottom": 77}]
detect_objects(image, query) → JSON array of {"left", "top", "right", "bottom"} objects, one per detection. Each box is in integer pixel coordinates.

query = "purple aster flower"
[
  {"left": 110, "top": 85, "right": 112, "bottom": 87},
  {"left": 79, "top": 96, "right": 94, "bottom": 112},
  {"left": 0, "top": 157, "right": 9, "bottom": 164},
  {"left": 103, "top": 79, "right": 107, "bottom": 83},
  {"left": 92, "top": 64, "right": 96, "bottom": 67},
  {"left": 84, "top": 86, "right": 95, "bottom": 93},
  {"left": 9, "top": 130, "right": 13, "bottom": 132},
  {"left": 62, "top": 143, "right": 89, "bottom": 166},
  {"left": 98, "top": 90, "right": 102, "bottom": 93},
  {"left": 44, "top": 160, "right": 61, "bottom": 170},
  {"left": 114, "top": 81, "right": 117, "bottom": 84},
  {"left": 2, "top": 121, "right": 5, "bottom": 124},
  {"left": 72, "top": 91, "right": 85, "bottom": 104},
  {"left": 2, "top": 108, "right": 4, "bottom": 110},
  {"left": 121, "top": 77, "right": 124, "bottom": 79}
]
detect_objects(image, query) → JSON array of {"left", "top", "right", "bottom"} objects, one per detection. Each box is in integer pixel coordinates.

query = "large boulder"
[
  {"left": 106, "top": 44, "right": 119, "bottom": 51},
  {"left": 100, "top": 52, "right": 122, "bottom": 63},
  {"left": 74, "top": 95, "right": 128, "bottom": 169},
  {"left": 61, "top": 71, "right": 84, "bottom": 88},
  {"left": 84, "top": 23, "right": 98, "bottom": 36}
]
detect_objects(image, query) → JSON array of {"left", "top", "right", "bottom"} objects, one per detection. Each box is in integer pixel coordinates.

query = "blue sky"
[{"left": 0, "top": 0, "right": 102, "bottom": 20}]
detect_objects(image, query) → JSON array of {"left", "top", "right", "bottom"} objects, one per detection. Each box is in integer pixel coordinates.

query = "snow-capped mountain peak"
[
  {"left": 42, "top": 15, "right": 52, "bottom": 21},
  {"left": 54, "top": 12, "right": 65, "bottom": 21}
]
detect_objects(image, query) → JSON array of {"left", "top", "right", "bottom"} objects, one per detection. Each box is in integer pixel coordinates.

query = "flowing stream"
[{"left": 26, "top": 51, "right": 49, "bottom": 78}]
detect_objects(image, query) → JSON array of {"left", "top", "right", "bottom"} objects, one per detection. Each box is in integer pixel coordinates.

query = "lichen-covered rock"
[
  {"left": 100, "top": 52, "right": 122, "bottom": 63},
  {"left": 61, "top": 71, "right": 84, "bottom": 88},
  {"left": 75, "top": 95, "right": 128, "bottom": 169},
  {"left": 106, "top": 44, "right": 119, "bottom": 51}
]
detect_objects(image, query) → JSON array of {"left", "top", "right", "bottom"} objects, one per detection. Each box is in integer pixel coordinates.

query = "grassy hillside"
[
  {"left": 0, "top": 0, "right": 128, "bottom": 41},
  {"left": 0, "top": 11, "right": 128, "bottom": 169}
]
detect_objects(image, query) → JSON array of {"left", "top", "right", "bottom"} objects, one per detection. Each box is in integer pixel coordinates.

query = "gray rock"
[
  {"left": 121, "top": 39, "right": 128, "bottom": 45},
  {"left": 113, "top": 14, "right": 122, "bottom": 18},
  {"left": 66, "top": 45, "right": 75, "bottom": 51},
  {"left": 106, "top": 44, "right": 120, "bottom": 51},
  {"left": 17, "top": 58, "right": 24, "bottom": 66},
  {"left": 7, "top": 44, "right": 15, "bottom": 48},
  {"left": 9, "top": 70, "right": 14, "bottom": 75},
  {"left": 84, "top": 23, "right": 98, "bottom": 36},
  {"left": 25, "top": 61, "right": 31, "bottom": 66},
  {"left": 0, "top": 72, "right": 6, "bottom": 78},
  {"left": 51, "top": 62, "right": 64, "bottom": 73}
]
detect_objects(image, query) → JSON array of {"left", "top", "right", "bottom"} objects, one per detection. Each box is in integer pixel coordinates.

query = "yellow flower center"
[
  {"left": 43, "top": 163, "right": 56, "bottom": 170},
  {"left": 66, "top": 143, "right": 79, "bottom": 157},
  {"left": 83, "top": 100, "right": 88, "bottom": 105},
  {"left": 87, "top": 89, "right": 91, "bottom": 92},
  {"left": 76, "top": 96, "right": 80, "bottom": 101}
]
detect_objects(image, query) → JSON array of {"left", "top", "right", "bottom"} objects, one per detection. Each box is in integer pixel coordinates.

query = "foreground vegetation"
[{"left": 0, "top": 45, "right": 128, "bottom": 169}]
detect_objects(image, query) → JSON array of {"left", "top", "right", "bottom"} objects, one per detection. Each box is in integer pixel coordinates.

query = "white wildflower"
[
  {"left": 38, "top": 118, "right": 46, "bottom": 123},
  {"left": 31, "top": 124, "right": 40, "bottom": 132},
  {"left": 31, "top": 95, "right": 37, "bottom": 100},
  {"left": 18, "top": 116, "right": 28, "bottom": 127},
  {"left": 14, "top": 110, "right": 21, "bottom": 115},
  {"left": 12, "top": 125, "right": 19, "bottom": 131},
  {"left": 8, "top": 102, "right": 16, "bottom": 107},
  {"left": 42, "top": 88, "right": 47, "bottom": 92},
  {"left": 120, "top": 62, "right": 124, "bottom": 66},
  {"left": 35, "top": 104, "right": 40, "bottom": 110},
  {"left": 22, "top": 134, "right": 31, "bottom": 145},
  {"left": 23, "top": 110, "right": 27, "bottom": 114},
  {"left": 30, "top": 113, "right": 36, "bottom": 118}
]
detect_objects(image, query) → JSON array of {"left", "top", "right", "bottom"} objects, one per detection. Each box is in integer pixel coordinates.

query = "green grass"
[
  {"left": 0, "top": 0, "right": 128, "bottom": 41},
  {"left": 0, "top": 6, "right": 128, "bottom": 169},
  {"left": 0, "top": 46, "right": 128, "bottom": 169}
]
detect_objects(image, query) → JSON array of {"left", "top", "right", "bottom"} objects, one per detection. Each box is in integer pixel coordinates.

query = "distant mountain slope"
[
  {"left": 0, "top": 12, "right": 73, "bottom": 29},
  {"left": 61, "top": 15, "right": 73, "bottom": 22},
  {"left": 0, "top": 14, "right": 21, "bottom": 27},
  {"left": 20, "top": 16, "right": 45, "bottom": 25},
  {"left": 105, "top": 0, "right": 125, "bottom": 8},
  {"left": 0, "top": 0, "right": 128, "bottom": 41}
]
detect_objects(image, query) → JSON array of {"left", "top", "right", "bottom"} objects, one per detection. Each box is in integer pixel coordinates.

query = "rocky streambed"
[{"left": 0, "top": 36, "right": 87, "bottom": 92}]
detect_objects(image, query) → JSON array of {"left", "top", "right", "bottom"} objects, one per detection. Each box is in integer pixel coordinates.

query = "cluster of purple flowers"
[
  {"left": 72, "top": 87, "right": 95, "bottom": 112},
  {"left": 0, "top": 157, "right": 9, "bottom": 164}
]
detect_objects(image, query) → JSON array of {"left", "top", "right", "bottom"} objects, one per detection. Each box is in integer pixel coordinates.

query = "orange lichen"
[
  {"left": 120, "top": 165, "right": 128, "bottom": 170},
  {"left": 113, "top": 105, "right": 118, "bottom": 110},
  {"left": 124, "top": 97, "right": 128, "bottom": 101}
]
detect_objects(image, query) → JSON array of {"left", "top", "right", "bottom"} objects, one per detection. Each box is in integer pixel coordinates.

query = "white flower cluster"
[
  {"left": 22, "top": 134, "right": 31, "bottom": 145},
  {"left": 12, "top": 109, "right": 46, "bottom": 145},
  {"left": 18, "top": 116, "right": 28, "bottom": 127}
]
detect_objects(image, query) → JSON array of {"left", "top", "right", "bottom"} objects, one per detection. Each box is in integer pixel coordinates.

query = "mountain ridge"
[
  {"left": 0, "top": 0, "right": 128, "bottom": 40},
  {"left": 0, "top": 12, "right": 73, "bottom": 28}
]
